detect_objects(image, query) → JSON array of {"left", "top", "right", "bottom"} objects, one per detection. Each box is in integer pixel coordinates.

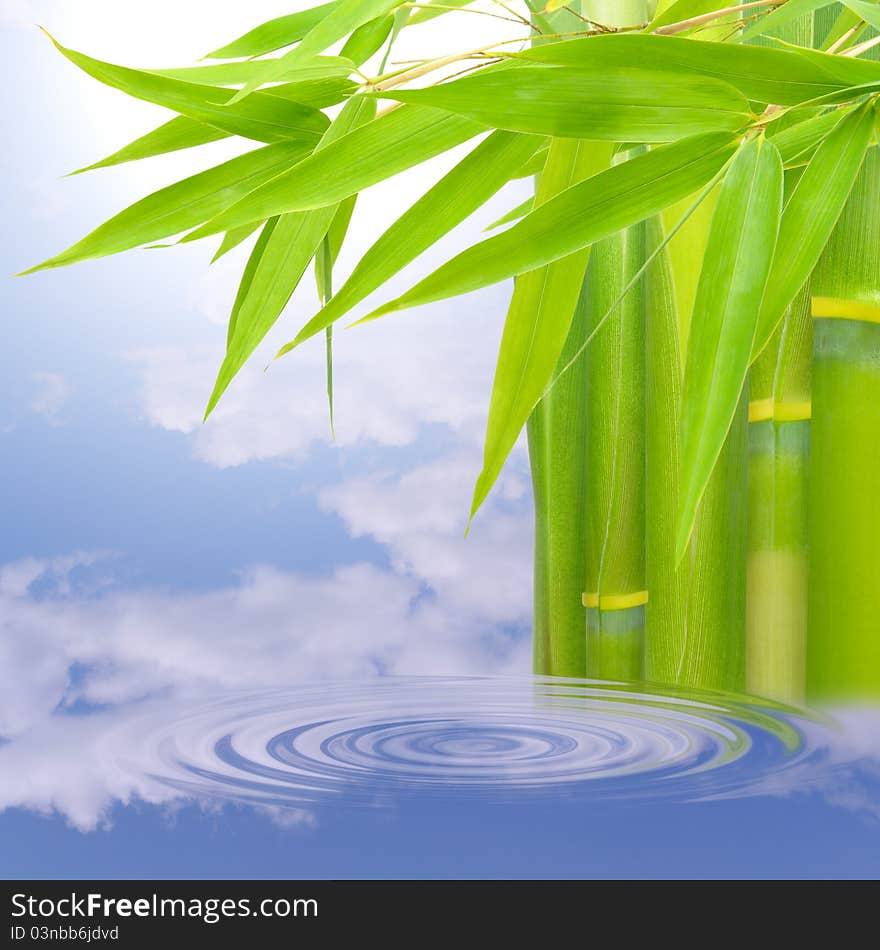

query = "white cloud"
[
  {"left": 30, "top": 370, "right": 72, "bottom": 423},
  {"left": 0, "top": 530, "right": 530, "bottom": 827},
  {"left": 321, "top": 449, "right": 532, "bottom": 625}
]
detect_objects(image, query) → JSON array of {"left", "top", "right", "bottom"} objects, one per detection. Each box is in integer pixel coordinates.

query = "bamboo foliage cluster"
[{"left": 25, "top": 0, "right": 880, "bottom": 702}]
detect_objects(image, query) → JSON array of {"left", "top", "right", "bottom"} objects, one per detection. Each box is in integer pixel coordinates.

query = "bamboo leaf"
[
  {"left": 148, "top": 56, "right": 354, "bottom": 87},
  {"left": 513, "top": 33, "right": 880, "bottom": 105},
  {"left": 226, "top": 218, "right": 279, "bottom": 347},
  {"left": 362, "top": 132, "right": 739, "bottom": 321},
  {"left": 821, "top": 5, "right": 866, "bottom": 51},
  {"left": 408, "top": 0, "right": 476, "bottom": 24},
  {"left": 752, "top": 103, "right": 875, "bottom": 360},
  {"left": 768, "top": 107, "right": 852, "bottom": 167},
  {"left": 278, "top": 130, "right": 539, "bottom": 354},
  {"left": 742, "top": 0, "right": 836, "bottom": 40},
  {"left": 648, "top": 0, "right": 729, "bottom": 31},
  {"left": 205, "top": 3, "right": 339, "bottom": 59},
  {"left": 340, "top": 13, "right": 395, "bottom": 65},
  {"left": 840, "top": 1, "right": 880, "bottom": 32},
  {"left": 206, "top": 208, "right": 336, "bottom": 419},
  {"left": 469, "top": 140, "right": 613, "bottom": 521},
  {"left": 378, "top": 66, "right": 751, "bottom": 141},
  {"left": 677, "top": 136, "right": 784, "bottom": 561},
  {"left": 206, "top": 97, "right": 377, "bottom": 417},
  {"left": 485, "top": 197, "right": 534, "bottom": 231},
  {"left": 70, "top": 66, "right": 356, "bottom": 176},
  {"left": 513, "top": 144, "right": 549, "bottom": 179},
  {"left": 184, "top": 106, "right": 486, "bottom": 240},
  {"left": 212, "top": 223, "right": 263, "bottom": 263},
  {"left": 70, "top": 115, "right": 227, "bottom": 175},
  {"left": 44, "top": 32, "right": 329, "bottom": 145},
  {"left": 230, "top": 0, "right": 404, "bottom": 102},
  {"left": 23, "top": 141, "right": 313, "bottom": 273}
]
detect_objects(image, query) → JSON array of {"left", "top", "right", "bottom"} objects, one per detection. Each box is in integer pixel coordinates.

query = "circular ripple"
[{"left": 107, "top": 676, "right": 817, "bottom": 809}]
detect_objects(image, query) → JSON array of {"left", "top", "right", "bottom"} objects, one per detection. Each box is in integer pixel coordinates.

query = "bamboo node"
[
  {"left": 812, "top": 297, "right": 880, "bottom": 325},
  {"left": 582, "top": 590, "right": 649, "bottom": 610},
  {"left": 748, "top": 399, "right": 811, "bottom": 422}
]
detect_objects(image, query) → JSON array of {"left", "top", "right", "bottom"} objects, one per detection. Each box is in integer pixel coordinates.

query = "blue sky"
[
  {"left": 1, "top": 1, "right": 879, "bottom": 879},
  {"left": 0, "top": 0, "right": 535, "bottom": 828}
]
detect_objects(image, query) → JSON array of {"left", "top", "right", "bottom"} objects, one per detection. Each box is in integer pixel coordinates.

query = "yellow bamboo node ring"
[
  {"left": 582, "top": 590, "right": 649, "bottom": 611},
  {"left": 748, "top": 399, "right": 774, "bottom": 423},
  {"left": 812, "top": 296, "right": 880, "bottom": 325},
  {"left": 748, "top": 399, "right": 811, "bottom": 422}
]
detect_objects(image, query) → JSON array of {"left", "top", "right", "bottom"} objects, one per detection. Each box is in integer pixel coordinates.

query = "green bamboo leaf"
[
  {"left": 212, "top": 223, "right": 263, "bottom": 264},
  {"left": 230, "top": 0, "right": 404, "bottom": 103},
  {"left": 485, "top": 197, "right": 533, "bottom": 231},
  {"left": 206, "top": 97, "right": 376, "bottom": 417},
  {"left": 23, "top": 140, "right": 312, "bottom": 273},
  {"left": 742, "top": 0, "right": 836, "bottom": 40},
  {"left": 512, "top": 144, "right": 549, "bottom": 179},
  {"left": 318, "top": 237, "right": 336, "bottom": 439},
  {"left": 469, "top": 140, "right": 614, "bottom": 522},
  {"left": 44, "top": 32, "right": 329, "bottom": 145},
  {"left": 340, "top": 13, "right": 394, "bottom": 65},
  {"left": 821, "top": 5, "right": 866, "bottom": 51},
  {"left": 261, "top": 77, "right": 358, "bottom": 108},
  {"left": 70, "top": 115, "right": 227, "bottom": 175},
  {"left": 647, "top": 0, "right": 728, "bottom": 31},
  {"left": 378, "top": 66, "right": 751, "bottom": 141},
  {"left": 677, "top": 136, "right": 784, "bottom": 561},
  {"left": 148, "top": 56, "right": 354, "bottom": 87},
  {"left": 514, "top": 33, "right": 880, "bottom": 105},
  {"left": 278, "top": 129, "right": 539, "bottom": 354},
  {"left": 206, "top": 208, "right": 336, "bottom": 419},
  {"left": 840, "top": 1, "right": 880, "bottom": 32},
  {"left": 226, "top": 218, "right": 279, "bottom": 347},
  {"left": 751, "top": 102, "right": 875, "bottom": 360},
  {"left": 768, "top": 107, "right": 852, "bottom": 167},
  {"left": 183, "top": 106, "right": 485, "bottom": 240},
  {"left": 315, "top": 196, "right": 358, "bottom": 295},
  {"left": 408, "top": 0, "right": 476, "bottom": 24},
  {"left": 205, "top": 3, "right": 339, "bottom": 59},
  {"left": 70, "top": 66, "right": 356, "bottom": 176},
  {"left": 361, "top": 131, "right": 739, "bottom": 321}
]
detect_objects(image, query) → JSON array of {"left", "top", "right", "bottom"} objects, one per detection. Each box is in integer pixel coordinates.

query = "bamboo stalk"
[
  {"left": 579, "top": 0, "right": 649, "bottom": 682},
  {"left": 527, "top": 0, "right": 616, "bottom": 677},
  {"left": 529, "top": 287, "right": 589, "bottom": 676},
  {"left": 744, "top": 14, "right": 813, "bottom": 704},
  {"left": 808, "top": 142, "right": 880, "bottom": 701},
  {"left": 646, "top": 162, "right": 748, "bottom": 693},
  {"left": 745, "top": 283, "right": 811, "bottom": 703},
  {"left": 583, "top": 208, "right": 647, "bottom": 680}
]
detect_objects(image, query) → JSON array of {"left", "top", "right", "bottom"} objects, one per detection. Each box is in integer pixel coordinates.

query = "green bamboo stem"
[
  {"left": 646, "top": 0, "right": 747, "bottom": 692},
  {"left": 528, "top": 136, "right": 612, "bottom": 677},
  {"left": 645, "top": 216, "right": 689, "bottom": 683},
  {"left": 746, "top": 283, "right": 811, "bottom": 703},
  {"left": 646, "top": 188, "right": 748, "bottom": 694},
  {"left": 581, "top": 0, "right": 649, "bottom": 682},
  {"left": 529, "top": 290, "right": 589, "bottom": 676},
  {"left": 808, "top": 143, "right": 880, "bottom": 701},
  {"left": 583, "top": 213, "right": 647, "bottom": 680},
  {"left": 527, "top": 0, "right": 624, "bottom": 678}
]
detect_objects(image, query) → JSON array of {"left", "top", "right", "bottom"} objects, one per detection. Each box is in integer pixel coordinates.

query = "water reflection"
[
  {"left": 3, "top": 673, "right": 879, "bottom": 832},
  {"left": 103, "top": 677, "right": 818, "bottom": 810}
]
